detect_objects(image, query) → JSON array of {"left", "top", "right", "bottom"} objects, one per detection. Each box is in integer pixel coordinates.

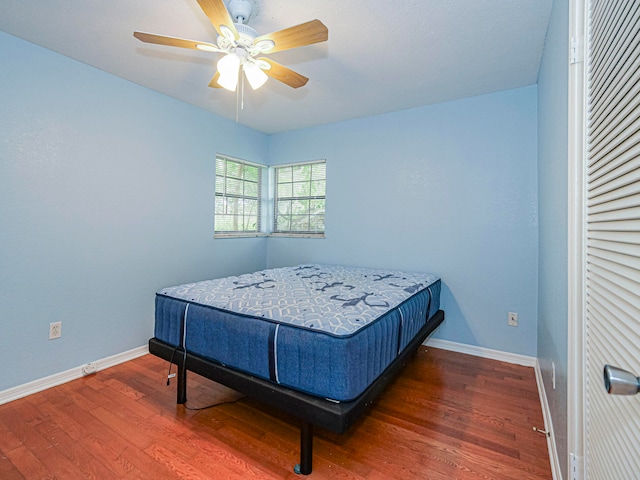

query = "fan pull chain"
[
  {"left": 235, "top": 75, "right": 240, "bottom": 123},
  {"left": 234, "top": 72, "right": 246, "bottom": 123},
  {"left": 241, "top": 72, "right": 245, "bottom": 111}
]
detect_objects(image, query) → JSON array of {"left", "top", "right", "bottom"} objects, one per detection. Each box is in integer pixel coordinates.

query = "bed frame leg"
[
  {"left": 294, "top": 422, "right": 313, "bottom": 475},
  {"left": 177, "top": 364, "right": 187, "bottom": 405}
]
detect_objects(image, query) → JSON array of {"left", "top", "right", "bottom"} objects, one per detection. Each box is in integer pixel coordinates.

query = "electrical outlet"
[
  {"left": 508, "top": 312, "right": 518, "bottom": 327},
  {"left": 82, "top": 363, "right": 97, "bottom": 376},
  {"left": 49, "top": 321, "right": 62, "bottom": 339}
]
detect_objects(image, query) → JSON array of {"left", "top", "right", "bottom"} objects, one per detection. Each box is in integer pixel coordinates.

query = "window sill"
[
  {"left": 214, "top": 232, "right": 325, "bottom": 239},
  {"left": 268, "top": 233, "right": 325, "bottom": 239},
  {"left": 214, "top": 233, "right": 268, "bottom": 239}
]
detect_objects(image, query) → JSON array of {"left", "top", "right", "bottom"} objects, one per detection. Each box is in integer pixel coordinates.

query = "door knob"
[{"left": 604, "top": 365, "right": 640, "bottom": 395}]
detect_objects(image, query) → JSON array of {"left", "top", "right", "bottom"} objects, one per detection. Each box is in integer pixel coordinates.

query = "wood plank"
[
  {"left": 0, "top": 348, "right": 552, "bottom": 479},
  {"left": 0, "top": 452, "right": 25, "bottom": 480}
]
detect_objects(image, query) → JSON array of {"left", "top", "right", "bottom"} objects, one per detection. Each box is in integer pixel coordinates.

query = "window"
[
  {"left": 274, "top": 161, "right": 326, "bottom": 236},
  {"left": 214, "top": 156, "right": 326, "bottom": 238},
  {"left": 214, "top": 155, "right": 264, "bottom": 235}
]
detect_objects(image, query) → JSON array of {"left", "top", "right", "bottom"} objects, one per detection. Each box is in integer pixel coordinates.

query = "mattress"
[{"left": 155, "top": 264, "right": 441, "bottom": 402}]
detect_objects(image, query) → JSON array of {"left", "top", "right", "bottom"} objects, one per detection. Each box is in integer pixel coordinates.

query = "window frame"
[
  {"left": 272, "top": 160, "right": 326, "bottom": 238},
  {"left": 214, "top": 154, "right": 267, "bottom": 238}
]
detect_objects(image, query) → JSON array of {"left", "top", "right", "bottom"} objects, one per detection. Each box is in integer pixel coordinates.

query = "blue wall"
[
  {"left": 0, "top": 32, "right": 268, "bottom": 391},
  {"left": 1, "top": 30, "right": 544, "bottom": 392},
  {"left": 537, "top": 0, "right": 569, "bottom": 476},
  {"left": 267, "top": 87, "right": 540, "bottom": 357}
]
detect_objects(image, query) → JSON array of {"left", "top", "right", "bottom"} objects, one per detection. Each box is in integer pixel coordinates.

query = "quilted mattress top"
[{"left": 158, "top": 264, "right": 439, "bottom": 336}]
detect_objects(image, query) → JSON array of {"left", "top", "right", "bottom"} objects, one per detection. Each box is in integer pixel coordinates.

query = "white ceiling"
[{"left": 0, "top": 0, "right": 552, "bottom": 134}]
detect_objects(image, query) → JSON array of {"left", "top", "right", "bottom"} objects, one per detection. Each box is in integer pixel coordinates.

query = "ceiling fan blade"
[
  {"left": 196, "top": 0, "right": 239, "bottom": 40},
  {"left": 254, "top": 19, "right": 328, "bottom": 54},
  {"left": 258, "top": 58, "right": 309, "bottom": 88},
  {"left": 133, "top": 31, "right": 221, "bottom": 52},
  {"left": 208, "top": 71, "right": 222, "bottom": 88}
]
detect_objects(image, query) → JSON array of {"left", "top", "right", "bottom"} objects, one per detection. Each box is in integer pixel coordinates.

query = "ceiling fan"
[{"left": 133, "top": 0, "right": 328, "bottom": 92}]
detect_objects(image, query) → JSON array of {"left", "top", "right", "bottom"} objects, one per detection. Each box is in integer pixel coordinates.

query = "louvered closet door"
[{"left": 585, "top": 0, "right": 640, "bottom": 478}]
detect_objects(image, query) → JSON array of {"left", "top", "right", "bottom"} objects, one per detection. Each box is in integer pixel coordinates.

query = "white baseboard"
[
  {"left": 535, "top": 359, "right": 563, "bottom": 480},
  {"left": 0, "top": 345, "right": 149, "bottom": 405},
  {"left": 424, "top": 338, "right": 537, "bottom": 367}
]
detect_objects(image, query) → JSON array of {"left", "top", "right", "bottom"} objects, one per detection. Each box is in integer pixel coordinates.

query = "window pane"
[
  {"left": 215, "top": 196, "right": 226, "bottom": 214},
  {"left": 243, "top": 198, "right": 257, "bottom": 215},
  {"left": 311, "top": 199, "right": 325, "bottom": 213},
  {"left": 215, "top": 175, "right": 225, "bottom": 194},
  {"left": 243, "top": 165, "right": 259, "bottom": 182},
  {"left": 244, "top": 215, "right": 258, "bottom": 230},
  {"left": 246, "top": 185, "right": 256, "bottom": 199},
  {"left": 311, "top": 164, "right": 326, "bottom": 180},
  {"left": 278, "top": 182, "right": 293, "bottom": 198},
  {"left": 277, "top": 200, "right": 292, "bottom": 215},
  {"left": 293, "top": 181, "right": 310, "bottom": 197},
  {"left": 276, "top": 215, "right": 290, "bottom": 231},
  {"left": 226, "top": 197, "right": 241, "bottom": 215},
  {"left": 310, "top": 180, "right": 325, "bottom": 196},
  {"left": 290, "top": 215, "right": 310, "bottom": 231},
  {"left": 226, "top": 160, "right": 241, "bottom": 179},
  {"left": 309, "top": 215, "right": 324, "bottom": 231},
  {"left": 292, "top": 165, "right": 310, "bottom": 182},
  {"left": 216, "top": 215, "right": 236, "bottom": 231},
  {"left": 226, "top": 178, "right": 243, "bottom": 196},
  {"left": 292, "top": 199, "right": 309, "bottom": 214},
  {"left": 277, "top": 166, "right": 292, "bottom": 183}
]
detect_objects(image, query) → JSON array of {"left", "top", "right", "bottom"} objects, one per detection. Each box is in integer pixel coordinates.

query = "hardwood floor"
[{"left": 0, "top": 348, "right": 552, "bottom": 479}]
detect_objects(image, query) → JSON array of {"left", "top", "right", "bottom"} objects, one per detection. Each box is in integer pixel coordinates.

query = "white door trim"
[{"left": 567, "top": 0, "right": 587, "bottom": 477}]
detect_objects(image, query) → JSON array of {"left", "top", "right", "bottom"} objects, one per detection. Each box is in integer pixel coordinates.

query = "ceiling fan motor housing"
[{"left": 236, "top": 24, "right": 258, "bottom": 45}]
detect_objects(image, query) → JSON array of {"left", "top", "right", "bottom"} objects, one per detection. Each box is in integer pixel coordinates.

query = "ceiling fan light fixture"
[
  {"left": 218, "top": 72, "right": 238, "bottom": 91},
  {"left": 243, "top": 61, "right": 268, "bottom": 90},
  {"left": 217, "top": 53, "right": 241, "bottom": 91}
]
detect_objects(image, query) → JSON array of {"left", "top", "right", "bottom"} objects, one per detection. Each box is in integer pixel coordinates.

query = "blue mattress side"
[
  {"left": 275, "top": 309, "right": 401, "bottom": 401},
  {"left": 392, "top": 279, "right": 440, "bottom": 354},
  {"left": 274, "top": 285, "right": 436, "bottom": 401},
  {"left": 185, "top": 303, "right": 275, "bottom": 381},
  {"left": 397, "top": 288, "right": 429, "bottom": 353},
  {"left": 428, "top": 279, "right": 441, "bottom": 317},
  {"left": 155, "top": 295, "right": 186, "bottom": 347}
]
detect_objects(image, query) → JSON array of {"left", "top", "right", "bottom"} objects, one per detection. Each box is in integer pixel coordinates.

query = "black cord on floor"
[
  {"left": 183, "top": 395, "right": 246, "bottom": 411},
  {"left": 164, "top": 354, "right": 245, "bottom": 411}
]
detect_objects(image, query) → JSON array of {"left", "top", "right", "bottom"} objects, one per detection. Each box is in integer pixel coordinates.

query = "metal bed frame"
[{"left": 149, "top": 309, "right": 444, "bottom": 475}]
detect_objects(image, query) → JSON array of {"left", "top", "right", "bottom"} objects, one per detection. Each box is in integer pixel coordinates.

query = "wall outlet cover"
[
  {"left": 82, "top": 363, "right": 97, "bottom": 376},
  {"left": 49, "top": 322, "right": 62, "bottom": 339}
]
